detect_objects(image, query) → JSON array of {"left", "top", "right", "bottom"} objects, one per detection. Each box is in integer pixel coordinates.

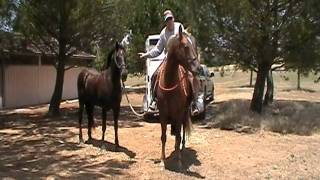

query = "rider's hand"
[{"left": 138, "top": 52, "right": 147, "bottom": 59}]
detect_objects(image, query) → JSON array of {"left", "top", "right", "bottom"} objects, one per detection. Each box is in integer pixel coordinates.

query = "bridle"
[
  {"left": 158, "top": 35, "right": 198, "bottom": 96},
  {"left": 113, "top": 49, "right": 126, "bottom": 70},
  {"left": 185, "top": 36, "right": 198, "bottom": 65}
]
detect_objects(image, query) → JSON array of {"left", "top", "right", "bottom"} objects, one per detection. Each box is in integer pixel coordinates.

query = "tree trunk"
[
  {"left": 249, "top": 69, "right": 253, "bottom": 87},
  {"left": 297, "top": 69, "right": 301, "bottom": 90},
  {"left": 250, "top": 63, "right": 269, "bottom": 113},
  {"left": 48, "top": 55, "right": 66, "bottom": 116},
  {"left": 263, "top": 70, "right": 274, "bottom": 105},
  {"left": 48, "top": 2, "right": 67, "bottom": 117}
]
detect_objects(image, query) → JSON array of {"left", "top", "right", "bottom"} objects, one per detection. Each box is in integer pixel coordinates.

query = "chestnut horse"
[
  {"left": 156, "top": 25, "right": 201, "bottom": 168},
  {"left": 77, "top": 42, "right": 128, "bottom": 148}
]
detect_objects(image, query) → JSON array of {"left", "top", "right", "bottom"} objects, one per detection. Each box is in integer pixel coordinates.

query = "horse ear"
[{"left": 179, "top": 25, "right": 183, "bottom": 41}]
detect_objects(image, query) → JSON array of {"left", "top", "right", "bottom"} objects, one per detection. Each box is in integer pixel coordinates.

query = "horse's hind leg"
[
  {"left": 113, "top": 106, "right": 120, "bottom": 148},
  {"left": 101, "top": 108, "right": 107, "bottom": 141},
  {"left": 182, "top": 122, "right": 186, "bottom": 150},
  {"left": 85, "top": 104, "right": 94, "bottom": 142},
  {"left": 78, "top": 101, "right": 84, "bottom": 143}
]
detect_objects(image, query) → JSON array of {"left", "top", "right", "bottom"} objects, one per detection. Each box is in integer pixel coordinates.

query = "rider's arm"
[{"left": 143, "top": 32, "right": 165, "bottom": 59}]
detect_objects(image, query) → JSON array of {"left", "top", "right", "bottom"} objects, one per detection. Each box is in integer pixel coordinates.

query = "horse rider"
[{"left": 138, "top": 10, "right": 201, "bottom": 115}]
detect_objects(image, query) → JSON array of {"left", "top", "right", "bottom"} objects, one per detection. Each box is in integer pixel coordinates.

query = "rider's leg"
[
  {"left": 149, "top": 69, "right": 159, "bottom": 110},
  {"left": 188, "top": 73, "right": 201, "bottom": 115}
]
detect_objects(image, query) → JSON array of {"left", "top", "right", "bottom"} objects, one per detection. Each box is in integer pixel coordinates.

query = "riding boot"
[
  {"left": 188, "top": 73, "right": 202, "bottom": 116},
  {"left": 149, "top": 69, "right": 159, "bottom": 110}
]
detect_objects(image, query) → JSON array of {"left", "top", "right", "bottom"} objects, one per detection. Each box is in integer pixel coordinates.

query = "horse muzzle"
[
  {"left": 190, "top": 59, "right": 201, "bottom": 75},
  {"left": 121, "top": 69, "right": 128, "bottom": 82}
]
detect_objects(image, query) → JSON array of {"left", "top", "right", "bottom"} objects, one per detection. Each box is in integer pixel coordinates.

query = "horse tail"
[
  {"left": 77, "top": 71, "right": 86, "bottom": 96},
  {"left": 77, "top": 71, "right": 97, "bottom": 131},
  {"left": 170, "top": 116, "right": 192, "bottom": 137},
  {"left": 185, "top": 115, "right": 193, "bottom": 138}
]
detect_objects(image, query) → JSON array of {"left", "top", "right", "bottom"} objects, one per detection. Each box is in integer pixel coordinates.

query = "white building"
[{"left": 0, "top": 50, "right": 94, "bottom": 109}]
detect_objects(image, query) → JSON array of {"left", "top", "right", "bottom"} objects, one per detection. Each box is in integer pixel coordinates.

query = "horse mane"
[
  {"left": 166, "top": 32, "right": 195, "bottom": 53},
  {"left": 105, "top": 43, "right": 126, "bottom": 69},
  {"left": 105, "top": 48, "right": 116, "bottom": 69},
  {"left": 166, "top": 35, "right": 179, "bottom": 52}
]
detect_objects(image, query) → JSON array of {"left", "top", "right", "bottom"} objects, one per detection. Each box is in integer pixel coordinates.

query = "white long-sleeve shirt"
[{"left": 145, "top": 22, "right": 184, "bottom": 58}]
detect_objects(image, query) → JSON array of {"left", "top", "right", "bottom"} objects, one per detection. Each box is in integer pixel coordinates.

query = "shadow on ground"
[
  {"left": 282, "top": 88, "right": 317, "bottom": 93},
  {"left": 0, "top": 105, "right": 141, "bottom": 179},
  {"left": 164, "top": 148, "right": 205, "bottom": 179},
  {"left": 85, "top": 138, "right": 136, "bottom": 159},
  {"left": 200, "top": 99, "right": 320, "bottom": 136}
]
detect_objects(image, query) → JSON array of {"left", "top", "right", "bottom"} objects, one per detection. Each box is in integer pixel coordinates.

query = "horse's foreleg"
[
  {"left": 101, "top": 108, "right": 107, "bottom": 141},
  {"left": 113, "top": 107, "right": 120, "bottom": 148},
  {"left": 78, "top": 102, "right": 84, "bottom": 143},
  {"left": 175, "top": 122, "right": 183, "bottom": 169},
  {"left": 85, "top": 104, "right": 94, "bottom": 141},
  {"left": 182, "top": 111, "right": 188, "bottom": 150},
  {"left": 160, "top": 120, "right": 167, "bottom": 162}
]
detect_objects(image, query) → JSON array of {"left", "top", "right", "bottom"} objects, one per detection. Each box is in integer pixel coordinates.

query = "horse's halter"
[
  {"left": 184, "top": 36, "right": 198, "bottom": 64},
  {"left": 113, "top": 49, "right": 126, "bottom": 70},
  {"left": 179, "top": 35, "right": 199, "bottom": 76}
]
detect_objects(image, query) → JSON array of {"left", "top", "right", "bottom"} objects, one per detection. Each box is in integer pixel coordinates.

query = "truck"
[{"left": 142, "top": 34, "right": 214, "bottom": 120}]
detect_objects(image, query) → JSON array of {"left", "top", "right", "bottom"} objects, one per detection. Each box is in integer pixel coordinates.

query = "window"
[
  {"left": 199, "top": 66, "right": 205, "bottom": 76},
  {"left": 149, "top": 39, "right": 159, "bottom": 46}
]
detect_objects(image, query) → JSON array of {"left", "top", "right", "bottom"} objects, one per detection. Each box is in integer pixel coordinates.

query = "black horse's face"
[
  {"left": 114, "top": 42, "right": 128, "bottom": 82},
  {"left": 177, "top": 27, "right": 201, "bottom": 75}
]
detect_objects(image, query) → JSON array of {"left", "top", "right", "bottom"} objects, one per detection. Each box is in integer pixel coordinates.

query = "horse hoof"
[
  {"left": 114, "top": 145, "right": 120, "bottom": 152},
  {"left": 177, "top": 161, "right": 183, "bottom": 171},
  {"left": 85, "top": 138, "right": 93, "bottom": 144},
  {"left": 101, "top": 144, "right": 107, "bottom": 150}
]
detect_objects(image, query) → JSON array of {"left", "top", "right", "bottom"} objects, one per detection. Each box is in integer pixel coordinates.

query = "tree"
[
  {"left": 118, "top": 0, "right": 197, "bottom": 73},
  {"left": 192, "top": 0, "right": 320, "bottom": 113},
  {"left": 283, "top": 0, "right": 320, "bottom": 90},
  {"left": 0, "top": 0, "right": 17, "bottom": 31},
  {"left": 16, "top": 0, "right": 119, "bottom": 116}
]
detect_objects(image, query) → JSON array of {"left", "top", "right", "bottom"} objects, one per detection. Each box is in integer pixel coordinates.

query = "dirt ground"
[{"left": 0, "top": 71, "right": 320, "bottom": 179}]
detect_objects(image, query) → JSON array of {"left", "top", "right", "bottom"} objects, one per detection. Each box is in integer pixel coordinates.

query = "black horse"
[{"left": 77, "top": 42, "right": 128, "bottom": 148}]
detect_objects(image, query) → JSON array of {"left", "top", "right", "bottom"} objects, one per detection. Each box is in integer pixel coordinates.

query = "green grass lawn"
[
  {"left": 124, "top": 74, "right": 145, "bottom": 87},
  {"left": 125, "top": 68, "right": 320, "bottom": 92},
  {"left": 210, "top": 67, "right": 320, "bottom": 92}
]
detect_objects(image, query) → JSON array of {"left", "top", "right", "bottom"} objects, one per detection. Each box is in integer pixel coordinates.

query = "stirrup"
[
  {"left": 191, "top": 105, "right": 200, "bottom": 116},
  {"left": 149, "top": 101, "right": 157, "bottom": 110}
]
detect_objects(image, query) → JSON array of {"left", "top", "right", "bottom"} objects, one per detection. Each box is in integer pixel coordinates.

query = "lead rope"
[{"left": 121, "top": 81, "right": 146, "bottom": 117}]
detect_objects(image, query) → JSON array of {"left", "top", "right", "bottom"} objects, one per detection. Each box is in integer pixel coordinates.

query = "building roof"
[{"left": 0, "top": 31, "right": 95, "bottom": 60}]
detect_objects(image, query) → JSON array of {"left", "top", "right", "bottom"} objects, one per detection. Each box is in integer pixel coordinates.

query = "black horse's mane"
[
  {"left": 106, "top": 48, "right": 116, "bottom": 69},
  {"left": 105, "top": 43, "right": 125, "bottom": 69}
]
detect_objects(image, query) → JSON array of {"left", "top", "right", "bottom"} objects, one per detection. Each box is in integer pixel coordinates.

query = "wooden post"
[
  {"left": 0, "top": 57, "right": 5, "bottom": 108},
  {"left": 37, "top": 54, "right": 41, "bottom": 104},
  {"left": 297, "top": 69, "right": 301, "bottom": 90},
  {"left": 249, "top": 69, "right": 253, "bottom": 87}
]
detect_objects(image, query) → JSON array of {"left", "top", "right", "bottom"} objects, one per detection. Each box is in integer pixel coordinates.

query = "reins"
[
  {"left": 113, "top": 50, "right": 126, "bottom": 69},
  {"left": 121, "top": 81, "right": 146, "bottom": 117},
  {"left": 158, "top": 61, "right": 188, "bottom": 96}
]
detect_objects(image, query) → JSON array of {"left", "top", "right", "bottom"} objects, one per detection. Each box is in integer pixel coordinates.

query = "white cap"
[{"left": 163, "top": 10, "right": 174, "bottom": 22}]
